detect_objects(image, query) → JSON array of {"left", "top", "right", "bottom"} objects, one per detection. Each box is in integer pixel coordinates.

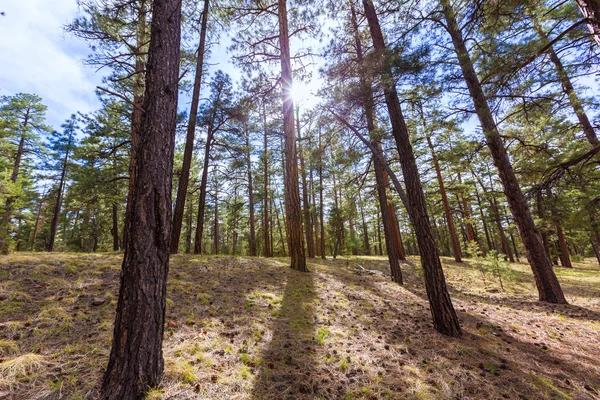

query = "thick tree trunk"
[
  {"left": 245, "top": 122, "right": 257, "bottom": 256},
  {"left": 296, "top": 107, "right": 315, "bottom": 257},
  {"left": 194, "top": 129, "right": 213, "bottom": 254},
  {"left": 363, "top": 0, "right": 461, "bottom": 336},
  {"left": 441, "top": 0, "right": 566, "bottom": 303},
  {"left": 351, "top": 4, "right": 404, "bottom": 279},
  {"left": 262, "top": 102, "right": 272, "bottom": 257},
  {"left": 278, "top": 0, "right": 306, "bottom": 271},
  {"left": 424, "top": 128, "right": 462, "bottom": 262},
  {"left": 101, "top": 0, "right": 181, "bottom": 397},
  {"left": 171, "top": 0, "right": 210, "bottom": 253},
  {"left": 124, "top": 0, "right": 148, "bottom": 244}
]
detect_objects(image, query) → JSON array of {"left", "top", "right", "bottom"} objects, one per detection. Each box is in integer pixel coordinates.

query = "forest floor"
[{"left": 0, "top": 253, "right": 599, "bottom": 400}]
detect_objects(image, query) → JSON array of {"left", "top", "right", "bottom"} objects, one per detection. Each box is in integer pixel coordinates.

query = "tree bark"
[
  {"left": 171, "top": 0, "right": 210, "bottom": 253},
  {"left": 351, "top": 3, "right": 404, "bottom": 279},
  {"left": 363, "top": 0, "right": 461, "bottom": 336},
  {"left": 441, "top": 0, "right": 566, "bottom": 303},
  {"left": 123, "top": 0, "right": 148, "bottom": 245},
  {"left": 101, "top": 0, "right": 181, "bottom": 396},
  {"left": 278, "top": 0, "right": 306, "bottom": 271}
]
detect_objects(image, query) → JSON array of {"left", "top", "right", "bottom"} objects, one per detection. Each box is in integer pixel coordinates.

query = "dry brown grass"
[{"left": 0, "top": 252, "right": 599, "bottom": 399}]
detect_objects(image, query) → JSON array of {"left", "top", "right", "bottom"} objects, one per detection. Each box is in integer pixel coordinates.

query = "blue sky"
[
  {"left": 0, "top": 0, "right": 102, "bottom": 128},
  {"left": 0, "top": 0, "right": 324, "bottom": 131}
]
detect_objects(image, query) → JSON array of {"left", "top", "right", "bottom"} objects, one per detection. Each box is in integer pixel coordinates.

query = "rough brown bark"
[
  {"left": 363, "top": 0, "right": 461, "bottom": 336},
  {"left": 351, "top": 3, "right": 404, "bottom": 280},
  {"left": 278, "top": 0, "right": 306, "bottom": 271},
  {"left": 441, "top": 0, "right": 566, "bottom": 303},
  {"left": 123, "top": 0, "right": 148, "bottom": 245},
  {"left": 214, "top": 180, "right": 220, "bottom": 254},
  {"left": 101, "top": 0, "right": 181, "bottom": 396},
  {"left": 171, "top": 0, "right": 210, "bottom": 254}
]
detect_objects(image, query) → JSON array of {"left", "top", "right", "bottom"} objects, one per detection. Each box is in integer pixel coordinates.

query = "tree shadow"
[
  {"left": 250, "top": 268, "right": 318, "bottom": 399},
  {"left": 323, "top": 260, "right": 600, "bottom": 399}
]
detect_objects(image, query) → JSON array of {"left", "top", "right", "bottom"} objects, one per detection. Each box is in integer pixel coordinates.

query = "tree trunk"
[
  {"left": 351, "top": 3, "right": 404, "bottom": 279},
  {"left": 278, "top": 0, "right": 306, "bottom": 271},
  {"left": 532, "top": 17, "right": 599, "bottom": 146},
  {"left": 101, "top": 0, "right": 181, "bottom": 396},
  {"left": 363, "top": 0, "right": 461, "bottom": 336},
  {"left": 424, "top": 125, "right": 462, "bottom": 262},
  {"left": 214, "top": 181, "right": 219, "bottom": 254},
  {"left": 171, "top": 0, "right": 210, "bottom": 253},
  {"left": 123, "top": 0, "right": 148, "bottom": 245},
  {"left": 245, "top": 121, "right": 257, "bottom": 256},
  {"left": 358, "top": 191, "right": 371, "bottom": 255},
  {"left": 2, "top": 111, "right": 30, "bottom": 253},
  {"left": 441, "top": 0, "right": 566, "bottom": 303},
  {"left": 185, "top": 192, "right": 194, "bottom": 253},
  {"left": 296, "top": 106, "right": 315, "bottom": 257},
  {"left": 547, "top": 188, "right": 572, "bottom": 268},
  {"left": 262, "top": 102, "right": 272, "bottom": 257},
  {"left": 575, "top": 0, "right": 600, "bottom": 48},
  {"left": 48, "top": 131, "right": 73, "bottom": 252},
  {"left": 318, "top": 128, "right": 326, "bottom": 259},
  {"left": 30, "top": 193, "right": 45, "bottom": 251},
  {"left": 194, "top": 129, "right": 213, "bottom": 254}
]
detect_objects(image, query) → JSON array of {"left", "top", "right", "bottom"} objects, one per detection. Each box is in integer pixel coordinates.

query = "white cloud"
[{"left": 0, "top": 0, "right": 102, "bottom": 128}]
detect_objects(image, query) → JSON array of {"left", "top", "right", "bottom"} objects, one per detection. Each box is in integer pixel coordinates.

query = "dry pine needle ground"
[{"left": 0, "top": 253, "right": 599, "bottom": 399}]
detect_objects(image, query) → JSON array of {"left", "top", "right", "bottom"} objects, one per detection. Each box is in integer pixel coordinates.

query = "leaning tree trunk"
[
  {"left": 363, "top": 0, "right": 461, "bottom": 336},
  {"left": 278, "top": 0, "right": 306, "bottom": 271},
  {"left": 531, "top": 17, "right": 599, "bottom": 146},
  {"left": 171, "top": 0, "right": 210, "bottom": 253},
  {"left": 441, "top": 0, "right": 566, "bottom": 303},
  {"left": 101, "top": 0, "right": 181, "bottom": 397},
  {"left": 350, "top": 3, "right": 404, "bottom": 281}
]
